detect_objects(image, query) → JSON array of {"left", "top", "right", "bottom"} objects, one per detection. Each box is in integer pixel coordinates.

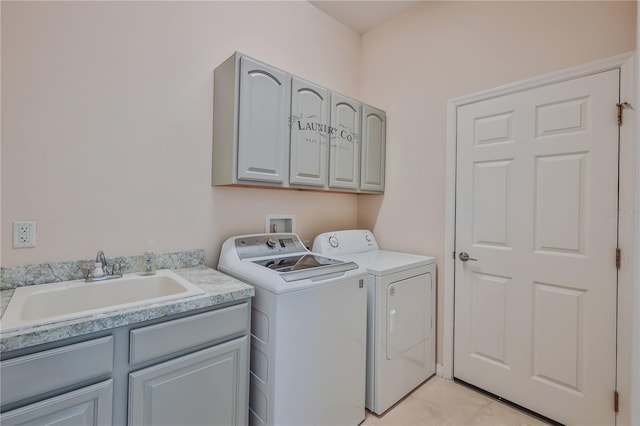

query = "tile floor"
[{"left": 362, "top": 377, "right": 548, "bottom": 425}]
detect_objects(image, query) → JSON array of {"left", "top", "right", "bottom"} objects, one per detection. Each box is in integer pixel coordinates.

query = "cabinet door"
[
  {"left": 289, "top": 78, "right": 330, "bottom": 187},
  {"left": 128, "top": 336, "right": 248, "bottom": 426},
  {"left": 360, "top": 105, "right": 386, "bottom": 192},
  {"left": 237, "top": 56, "right": 290, "bottom": 184},
  {"left": 329, "top": 93, "right": 360, "bottom": 190},
  {"left": 0, "top": 380, "right": 113, "bottom": 426}
]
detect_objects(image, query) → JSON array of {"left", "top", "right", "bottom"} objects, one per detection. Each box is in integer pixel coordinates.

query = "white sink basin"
[{"left": 1, "top": 270, "right": 205, "bottom": 332}]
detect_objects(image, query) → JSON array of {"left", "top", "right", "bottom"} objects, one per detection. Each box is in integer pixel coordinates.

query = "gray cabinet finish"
[
  {"left": 0, "top": 380, "right": 113, "bottom": 426},
  {"left": 128, "top": 336, "right": 248, "bottom": 426},
  {"left": 213, "top": 52, "right": 386, "bottom": 193},
  {"left": 237, "top": 57, "right": 290, "bottom": 184},
  {"left": 0, "top": 337, "right": 113, "bottom": 406},
  {"left": 360, "top": 105, "right": 386, "bottom": 193},
  {"left": 1, "top": 300, "right": 251, "bottom": 426},
  {"left": 329, "top": 93, "right": 361, "bottom": 191},
  {"left": 289, "top": 77, "right": 330, "bottom": 188},
  {"left": 212, "top": 53, "right": 290, "bottom": 186},
  {"left": 129, "top": 303, "right": 249, "bottom": 364}
]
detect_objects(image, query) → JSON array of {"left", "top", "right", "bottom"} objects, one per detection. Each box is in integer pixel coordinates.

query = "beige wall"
[
  {"left": 1, "top": 1, "right": 361, "bottom": 267},
  {"left": 2, "top": 0, "right": 637, "bottom": 372},
  {"left": 357, "top": 1, "right": 637, "bottom": 364}
]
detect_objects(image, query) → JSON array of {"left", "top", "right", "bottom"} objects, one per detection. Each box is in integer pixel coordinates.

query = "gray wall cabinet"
[
  {"left": 213, "top": 52, "right": 386, "bottom": 194},
  {"left": 237, "top": 57, "right": 290, "bottom": 184},
  {"left": 289, "top": 77, "right": 330, "bottom": 188},
  {"left": 213, "top": 54, "right": 290, "bottom": 186},
  {"left": 0, "top": 301, "right": 251, "bottom": 426},
  {"left": 360, "top": 105, "right": 386, "bottom": 193},
  {"left": 329, "top": 93, "right": 361, "bottom": 191}
]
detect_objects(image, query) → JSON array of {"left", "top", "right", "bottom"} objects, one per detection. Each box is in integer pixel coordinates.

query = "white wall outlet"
[{"left": 13, "top": 221, "right": 37, "bottom": 248}]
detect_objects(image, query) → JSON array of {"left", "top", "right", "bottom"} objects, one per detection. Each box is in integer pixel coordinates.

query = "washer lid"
[
  {"left": 340, "top": 250, "right": 435, "bottom": 276},
  {"left": 252, "top": 254, "right": 359, "bottom": 282}
]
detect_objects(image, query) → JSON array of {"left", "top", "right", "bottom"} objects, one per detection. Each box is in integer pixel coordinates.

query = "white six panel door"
[{"left": 454, "top": 69, "right": 619, "bottom": 425}]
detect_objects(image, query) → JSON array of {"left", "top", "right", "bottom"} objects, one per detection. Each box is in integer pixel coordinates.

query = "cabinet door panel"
[
  {"left": 329, "top": 94, "right": 360, "bottom": 190},
  {"left": 238, "top": 57, "right": 290, "bottom": 184},
  {"left": 1, "top": 336, "right": 113, "bottom": 406},
  {"left": 361, "top": 105, "right": 386, "bottom": 192},
  {"left": 289, "top": 78, "right": 330, "bottom": 187},
  {"left": 129, "top": 303, "right": 249, "bottom": 364},
  {"left": 0, "top": 380, "right": 113, "bottom": 426},
  {"left": 128, "top": 336, "right": 248, "bottom": 426}
]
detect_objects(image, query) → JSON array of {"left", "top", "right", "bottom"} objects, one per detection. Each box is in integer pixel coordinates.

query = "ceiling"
[{"left": 309, "top": 1, "right": 422, "bottom": 34}]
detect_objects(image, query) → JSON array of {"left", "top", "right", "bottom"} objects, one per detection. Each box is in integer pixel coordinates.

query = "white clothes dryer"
[{"left": 313, "top": 229, "right": 436, "bottom": 415}]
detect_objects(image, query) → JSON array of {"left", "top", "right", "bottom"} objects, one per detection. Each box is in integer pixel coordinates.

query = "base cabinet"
[
  {"left": 0, "top": 380, "right": 113, "bottom": 426},
  {"left": 0, "top": 301, "right": 251, "bottom": 426},
  {"left": 128, "top": 336, "right": 248, "bottom": 426}
]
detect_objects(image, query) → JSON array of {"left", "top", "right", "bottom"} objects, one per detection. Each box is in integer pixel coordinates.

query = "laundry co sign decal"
[{"left": 288, "top": 115, "right": 359, "bottom": 144}]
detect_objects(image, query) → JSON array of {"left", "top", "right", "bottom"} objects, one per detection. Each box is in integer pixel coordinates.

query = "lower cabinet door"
[
  {"left": 0, "top": 380, "right": 113, "bottom": 426},
  {"left": 128, "top": 336, "right": 248, "bottom": 426}
]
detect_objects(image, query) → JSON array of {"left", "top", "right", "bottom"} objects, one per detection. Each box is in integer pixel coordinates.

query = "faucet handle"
[
  {"left": 112, "top": 260, "right": 128, "bottom": 276},
  {"left": 93, "top": 261, "right": 106, "bottom": 277}
]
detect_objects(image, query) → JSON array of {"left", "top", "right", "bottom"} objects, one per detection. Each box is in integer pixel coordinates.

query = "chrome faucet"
[
  {"left": 86, "top": 250, "right": 127, "bottom": 282},
  {"left": 96, "top": 250, "right": 107, "bottom": 272}
]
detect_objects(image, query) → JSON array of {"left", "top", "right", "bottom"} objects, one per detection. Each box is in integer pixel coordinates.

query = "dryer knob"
[
  {"left": 365, "top": 234, "right": 371, "bottom": 242},
  {"left": 328, "top": 236, "right": 339, "bottom": 248}
]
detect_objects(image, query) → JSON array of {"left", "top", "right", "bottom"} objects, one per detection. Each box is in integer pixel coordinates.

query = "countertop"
[{"left": 0, "top": 266, "right": 254, "bottom": 353}]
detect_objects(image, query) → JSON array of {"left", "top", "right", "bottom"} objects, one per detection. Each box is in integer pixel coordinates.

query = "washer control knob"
[
  {"left": 266, "top": 238, "right": 277, "bottom": 248},
  {"left": 365, "top": 234, "right": 371, "bottom": 242},
  {"left": 328, "top": 236, "right": 339, "bottom": 248}
]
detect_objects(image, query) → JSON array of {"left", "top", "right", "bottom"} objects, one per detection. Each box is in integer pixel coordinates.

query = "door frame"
[{"left": 443, "top": 52, "right": 636, "bottom": 423}]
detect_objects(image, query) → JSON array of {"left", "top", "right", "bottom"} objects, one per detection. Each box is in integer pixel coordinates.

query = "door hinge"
[
  {"left": 617, "top": 102, "right": 633, "bottom": 126},
  {"left": 614, "top": 390, "right": 619, "bottom": 412},
  {"left": 616, "top": 248, "right": 621, "bottom": 269},
  {"left": 452, "top": 251, "right": 456, "bottom": 259}
]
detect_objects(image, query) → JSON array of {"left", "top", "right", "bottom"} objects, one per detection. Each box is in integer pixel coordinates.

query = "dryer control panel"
[{"left": 313, "top": 230, "right": 379, "bottom": 255}]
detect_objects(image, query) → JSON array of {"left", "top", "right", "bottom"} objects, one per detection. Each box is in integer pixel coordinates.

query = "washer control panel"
[{"left": 236, "top": 233, "right": 307, "bottom": 259}]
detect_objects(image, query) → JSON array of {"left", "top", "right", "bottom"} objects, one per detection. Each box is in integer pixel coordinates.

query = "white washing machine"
[
  {"left": 218, "top": 233, "right": 367, "bottom": 426},
  {"left": 313, "top": 229, "right": 436, "bottom": 415}
]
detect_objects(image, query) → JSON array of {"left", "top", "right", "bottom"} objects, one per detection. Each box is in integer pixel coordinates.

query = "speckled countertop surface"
[{"left": 0, "top": 266, "right": 254, "bottom": 353}]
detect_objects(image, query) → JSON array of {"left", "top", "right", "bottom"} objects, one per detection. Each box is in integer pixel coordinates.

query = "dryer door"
[{"left": 386, "top": 273, "right": 432, "bottom": 360}]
